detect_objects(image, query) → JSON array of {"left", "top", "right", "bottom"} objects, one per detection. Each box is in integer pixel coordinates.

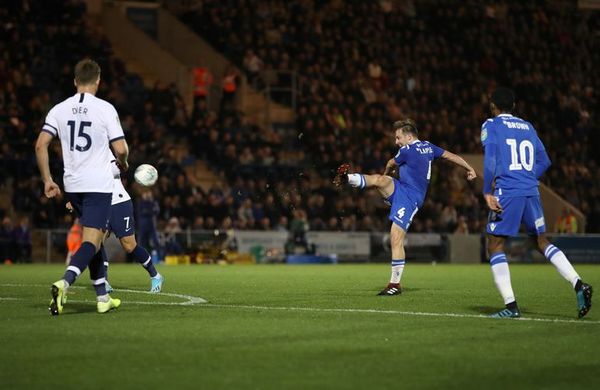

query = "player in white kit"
[{"left": 35, "top": 59, "right": 129, "bottom": 315}]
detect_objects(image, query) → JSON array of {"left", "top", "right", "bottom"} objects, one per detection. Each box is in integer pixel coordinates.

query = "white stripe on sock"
[
  {"left": 67, "top": 265, "right": 82, "bottom": 276},
  {"left": 143, "top": 256, "right": 152, "bottom": 267},
  {"left": 92, "top": 278, "right": 106, "bottom": 286}
]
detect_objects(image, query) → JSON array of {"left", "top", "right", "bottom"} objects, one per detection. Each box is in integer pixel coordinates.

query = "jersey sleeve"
[
  {"left": 481, "top": 120, "right": 497, "bottom": 194},
  {"left": 430, "top": 143, "right": 445, "bottom": 159},
  {"left": 42, "top": 108, "right": 59, "bottom": 137},
  {"left": 106, "top": 104, "right": 125, "bottom": 142},
  {"left": 480, "top": 119, "right": 496, "bottom": 147},
  {"left": 393, "top": 146, "right": 409, "bottom": 165}
]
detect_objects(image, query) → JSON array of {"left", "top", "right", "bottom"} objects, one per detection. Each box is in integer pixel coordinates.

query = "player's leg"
[
  {"left": 50, "top": 193, "right": 111, "bottom": 315},
  {"left": 334, "top": 164, "right": 395, "bottom": 199},
  {"left": 111, "top": 200, "right": 163, "bottom": 292},
  {"left": 88, "top": 245, "right": 120, "bottom": 313},
  {"left": 120, "top": 234, "right": 164, "bottom": 293},
  {"left": 486, "top": 196, "right": 523, "bottom": 318},
  {"left": 378, "top": 190, "right": 418, "bottom": 296},
  {"left": 524, "top": 197, "right": 592, "bottom": 318}
]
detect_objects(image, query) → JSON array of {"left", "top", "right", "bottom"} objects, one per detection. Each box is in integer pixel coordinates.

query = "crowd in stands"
[
  {"left": 0, "top": 0, "right": 598, "bottom": 262},
  {"left": 179, "top": 0, "right": 600, "bottom": 232}
]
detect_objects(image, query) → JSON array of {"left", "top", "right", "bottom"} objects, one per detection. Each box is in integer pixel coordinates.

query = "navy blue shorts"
[
  {"left": 386, "top": 180, "right": 419, "bottom": 231},
  {"left": 108, "top": 200, "right": 136, "bottom": 238},
  {"left": 65, "top": 192, "right": 111, "bottom": 230},
  {"left": 487, "top": 195, "right": 546, "bottom": 237}
]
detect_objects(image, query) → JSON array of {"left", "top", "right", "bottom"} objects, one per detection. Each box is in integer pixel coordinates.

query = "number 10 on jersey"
[{"left": 506, "top": 138, "right": 534, "bottom": 171}]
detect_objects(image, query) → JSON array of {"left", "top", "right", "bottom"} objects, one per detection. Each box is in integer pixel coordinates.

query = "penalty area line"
[{"left": 202, "top": 304, "right": 600, "bottom": 325}]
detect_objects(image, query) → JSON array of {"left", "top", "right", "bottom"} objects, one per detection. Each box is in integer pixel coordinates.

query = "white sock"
[
  {"left": 490, "top": 253, "right": 516, "bottom": 305},
  {"left": 544, "top": 245, "right": 580, "bottom": 288},
  {"left": 152, "top": 273, "right": 162, "bottom": 279},
  {"left": 97, "top": 294, "right": 109, "bottom": 303},
  {"left": 347, "top": 174, "right": 366, "bottom": 188},
  {"left": 390, "top": 260, "right": 405, "bottom": 284}
]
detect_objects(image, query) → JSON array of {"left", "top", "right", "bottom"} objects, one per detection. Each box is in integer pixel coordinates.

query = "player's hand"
[
  {"left": 116, "top": 160, "right": 129, "bottom": 173},
  {"left": 65, "top": 201, "right": 73, "bottom": 213},
  {"left": 484, "top": 194, "right": 502, "bottom": 213},
  {"left": 466, "top": 168, "right": 477, "bottom": 181},
  {"left": 44, "top": 180, "right": 61, "bottom": 198}
]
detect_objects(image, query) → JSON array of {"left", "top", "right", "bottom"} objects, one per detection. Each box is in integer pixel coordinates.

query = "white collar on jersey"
[
  {"left": 409, "top": 139, "right": 421, "bottom": 145},
  {"left": 497, "top": 113, "right": 513, "bottom": 117}
]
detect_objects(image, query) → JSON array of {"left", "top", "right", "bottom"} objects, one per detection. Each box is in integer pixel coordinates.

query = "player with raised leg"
[
  {"left": 35, "top": 59, "right": 128, "bottom": 315},
  {"left": 103, "top": 160, "right": 164, "bottom": 293},
  {"left": 334, "top": 119, "right": 476, "bottom": 295},
  {"left": 481, "top": 87, "right": 592, "bottom": 319}
]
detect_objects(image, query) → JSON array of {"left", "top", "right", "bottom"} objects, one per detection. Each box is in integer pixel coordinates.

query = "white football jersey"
[
  {"left": 42, "top": 92, "right": 125, "bottom": 193},
  {"left": 109, "top": 159, "right": 131, "bottom": 205}
]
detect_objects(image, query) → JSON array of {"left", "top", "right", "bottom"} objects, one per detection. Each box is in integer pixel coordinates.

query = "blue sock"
[
  {"left": 64, "top": 242, "right": 96, "bottom": 285},
  {"left": 131, "top": 245, "right": 158, "bottom": 277},
  {"left": 89, "top": 246, "right": 107, "bottom": 296}
]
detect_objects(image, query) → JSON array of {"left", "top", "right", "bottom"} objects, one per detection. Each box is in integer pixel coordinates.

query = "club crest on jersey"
[
  {"left": 489, "top": 223, "right": 496, "bottom": 232},
  {"left": 481, "top": 129, "right": 488, "bottom": 142}
]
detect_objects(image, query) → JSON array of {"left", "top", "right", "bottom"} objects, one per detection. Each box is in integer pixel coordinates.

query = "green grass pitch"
[{"left": 1, "top": 263, "right": 599, "bottom": 389}]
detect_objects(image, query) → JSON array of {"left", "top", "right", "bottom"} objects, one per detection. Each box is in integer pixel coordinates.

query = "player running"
[
  {"left": 334, "top": 119, "right": 476, "bottom": 295},
  {"left": 35, "top": 58, "right": 127, "bottom": 315},
  {"left": 482, "top": 87, "right": 592, "bottom": 318},
  {"left": 103, "top": 159, "right": 164, "bottom": 292}
]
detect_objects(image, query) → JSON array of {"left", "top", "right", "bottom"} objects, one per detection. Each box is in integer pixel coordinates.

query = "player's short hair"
[
  {"left": 74, "top": 59, "right": 101, "bottom": 85},
  {"left": 393, "top": 119, "right": 418, "bottom": 137},
  {"left": 490, "top": 87, "right": 515, "bottom": 112}
]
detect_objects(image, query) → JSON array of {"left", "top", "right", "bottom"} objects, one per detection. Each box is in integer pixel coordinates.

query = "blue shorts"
[
  {"left": 487, "top": 195, "right": 546, "bottom": 237},
  {"left": 387, "top": 180, "right": 419, "bottom": 231},
  {"left": 65, "top": 192, "right": 111, "bottom": 230},
  {"left": 108, "top": 200, "right": 136, "bottom": 238}
]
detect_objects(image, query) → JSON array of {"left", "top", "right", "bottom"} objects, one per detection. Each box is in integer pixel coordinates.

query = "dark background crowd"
[{"left": 1, "top": 0, "right": 599, "bottom": 262}]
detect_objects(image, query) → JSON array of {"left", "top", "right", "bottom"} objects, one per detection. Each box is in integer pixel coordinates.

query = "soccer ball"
[{"left": 134, "top": 164, "right": 158, "bottom": 186}]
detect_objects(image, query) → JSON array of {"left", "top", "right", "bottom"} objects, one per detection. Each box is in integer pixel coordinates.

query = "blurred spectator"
[
  {"left": 555, "top": 208, "right": 578, "bottom": 234},
  {"left": 13, "top": 216, "right": 32, "bottom": 263},
  {"left": 66, "top": 217, "right": 82, "bottom": 264},
  {"left": 164, "top": 217, "right": 183, "bottom": 255},
  {"left": 0, "top": 217, "right": 15, "bottom": 263},
  {"left": 137, "top": 191, "right": 162, "bottom": 254}
]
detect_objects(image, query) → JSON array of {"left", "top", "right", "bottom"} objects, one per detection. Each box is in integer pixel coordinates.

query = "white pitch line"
[
  {"left": 0, "top": 283, "right": 207, "bottom": 306},
  {"left": 202, "top": 304, "right": 600, "bottom": 325},
  {"left": 1, "top": 283, "right": 597, "bottom": 324}
]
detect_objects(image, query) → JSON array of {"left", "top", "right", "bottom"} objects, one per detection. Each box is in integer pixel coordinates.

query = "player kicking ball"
[
  {"left": 482, "top": 87, "right": 592, "bottom": 319},
  {"left": 334, "top": 119, "right": 476, "bottom": 295}
]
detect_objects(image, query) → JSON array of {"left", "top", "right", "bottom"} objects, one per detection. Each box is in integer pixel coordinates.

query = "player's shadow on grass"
[
  {"left": 469, "top": 305, "right": 572, "bottom": 319},
  {"left": 40, "top": 303, "right": 97, "bottom": 315}
]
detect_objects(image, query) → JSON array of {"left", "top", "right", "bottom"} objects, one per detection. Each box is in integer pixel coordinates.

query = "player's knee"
[{"left": 121, "top": 238, "right": 137, "bottom": 253}]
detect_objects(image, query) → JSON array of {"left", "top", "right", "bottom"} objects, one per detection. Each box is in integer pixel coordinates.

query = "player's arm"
[
  {"left": 534, "top": 133, "right": 551, "bottom": 179},
  {"left": 35, "top": 131, "right": 61, "bottom": 198},
  {"left": 110, "top": 139, "right": 129, "bottom": 172},
  {"left": 383, "top": 158, "right": 397, "bottom": 176},
  {"left": 107, "top": 104, "right": 129, "bottom": 172},
  {"left": 480, "top": 123, "right": 502, "bottom": 213},
  {"left": 440, "top": 151, "right": 477, "bottom": 181}
]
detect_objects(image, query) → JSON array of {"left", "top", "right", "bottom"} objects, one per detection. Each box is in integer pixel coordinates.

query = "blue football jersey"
[
  {"left": 481, "top": 113, "right": 551, "bottom": 197},
  {"left": 393, "top": 140, "right": 445, "bottom": 205}
]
